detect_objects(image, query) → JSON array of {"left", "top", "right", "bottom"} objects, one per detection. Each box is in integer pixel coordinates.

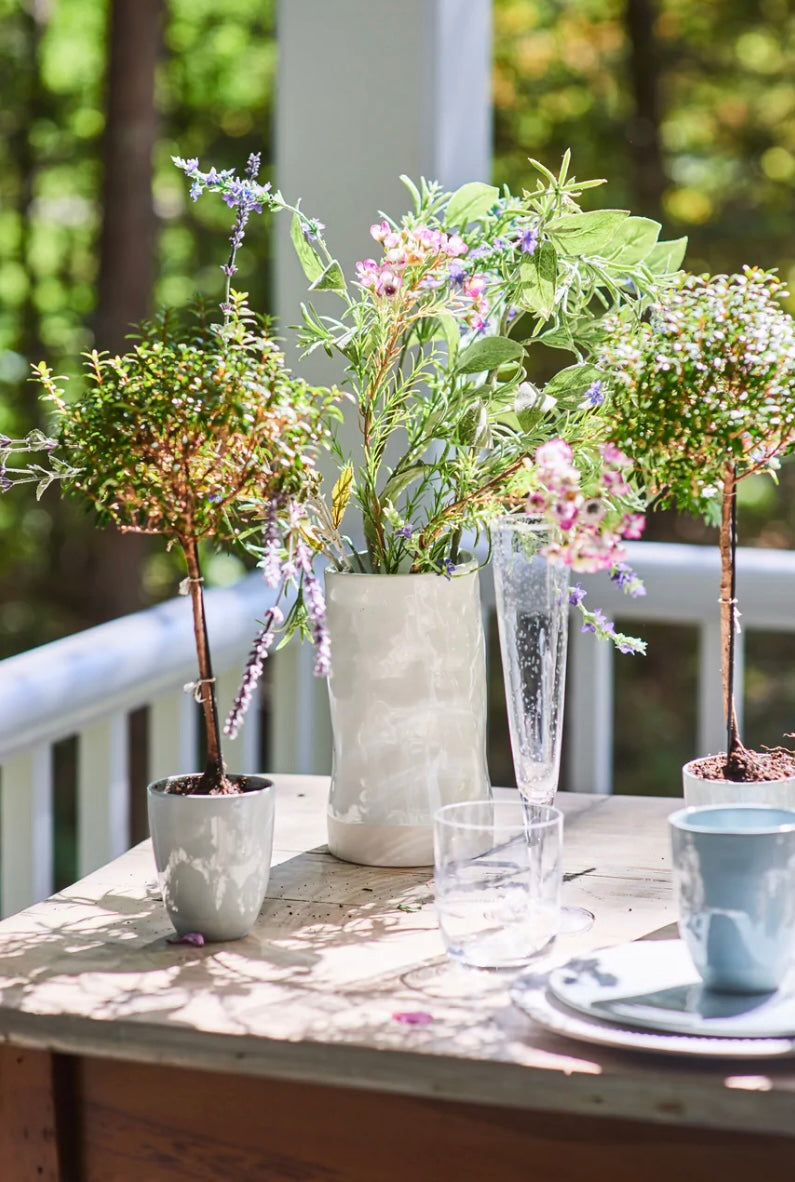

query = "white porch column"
[
  {"left": 274, "top": 0, "right": 493, "bottom": 776},
  {"left": 275, "top": 0, "right": 492, "bottom": 365}
]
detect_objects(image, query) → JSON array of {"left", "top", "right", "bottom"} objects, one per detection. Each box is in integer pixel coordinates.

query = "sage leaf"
[
  {"left": 458, "top": 400, "right": 491, "bottom": 447},
  {"left": 517, "top": 241, "right": 557, "bottom": 317},
  {"left": 458, "top": 336, "right": 524, "bottom": 374},
  {"left": 543, "top": 362, "right": 605, "bottom": 406},
  {"left": 445, "top": 181, "right": 500, "bottom": 228},
  {"left": 546, "top": 209, "right": 629, "bottom": 255},
  {"left": 604, "top": 216, "right": 661, "bottom": 266},
  {"left": 382, "top": 463, "right": 429, "bottom": 502},
  {"left": 310, "top": 259, "right": 347, "bottom": 293},
  {"left": 645, "top": 236, "right": 688, "bottom": 275},
  {"left": 290, "top": 211, "right": 324, "bottom": 283}
]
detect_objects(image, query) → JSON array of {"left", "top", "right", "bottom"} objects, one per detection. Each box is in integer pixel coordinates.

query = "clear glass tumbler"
[{"left": 434, "top": 800, "right": 563, "bottom": 970}]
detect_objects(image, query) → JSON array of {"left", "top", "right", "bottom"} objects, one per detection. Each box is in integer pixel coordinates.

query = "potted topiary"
[
  {"left": 604, "top": 267, "right": 795, "bottom": 804},
  {"left": 29, "top": 156, "right": 337, "bottom": 938}
]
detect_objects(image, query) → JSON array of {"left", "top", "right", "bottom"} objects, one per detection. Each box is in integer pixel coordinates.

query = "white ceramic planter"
[
  {"left": 325, "top": 561, "right": 491, "bottom": 867},
  {"left": 147, "top": 774, "right": 275, "bottom": 941},
  {"left": 682, "top": 758, "right": 795, "bottom": 808}
]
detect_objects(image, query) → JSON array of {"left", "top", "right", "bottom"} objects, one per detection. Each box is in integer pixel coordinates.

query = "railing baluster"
[
  {"left": 566, "top": 622, "right": 614, "bottom": 794},
  {"left": 270, "top": 641, "right": 331, "bottom": 775},
  {"left": 1, "top": 745, "right": 53, "bottom": 917},
  {"left": 149, "top": 688, "right": 199, "bottom": 783},
  {"left": 78, "top": 714, "right": 130, "bottom": 876}
]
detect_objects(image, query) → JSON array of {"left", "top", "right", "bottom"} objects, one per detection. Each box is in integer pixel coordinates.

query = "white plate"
[
  {"left": 510, "top": 942, "right": 795, "bottom": 1058},
  {"left": 546, "top": 940, "right": 795, "bottom": 1039}
]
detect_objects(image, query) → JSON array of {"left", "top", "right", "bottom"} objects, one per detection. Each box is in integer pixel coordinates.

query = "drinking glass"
[
  {"left": 491, "top": 516, "right": 593, "bottom": 932},
  {"left": 434, "top": 800, "right": 562, "bottom": 970}
]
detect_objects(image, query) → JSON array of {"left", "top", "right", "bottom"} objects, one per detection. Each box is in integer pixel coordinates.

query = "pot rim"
[
  {"left": 147, "top": 773, "right": 273, "bottom": 798},
  {"left": 682, "top": 756, "right": 795, "bottom": 789},
  {"left": 670, "top": 802, "right": 795, "bottom": 835}
]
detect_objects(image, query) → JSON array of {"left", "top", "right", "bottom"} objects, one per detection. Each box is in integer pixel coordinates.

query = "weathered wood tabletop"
[{"left": 1, "top": 775, "right": 794, "bottom": 1181}]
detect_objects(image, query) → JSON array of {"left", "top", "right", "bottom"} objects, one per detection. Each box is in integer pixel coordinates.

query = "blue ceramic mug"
[{"left": 669, "top": 804, "right": 795, "bottom": 994}]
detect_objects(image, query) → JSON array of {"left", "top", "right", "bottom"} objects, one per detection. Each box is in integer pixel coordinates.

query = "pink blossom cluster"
[
  {"left": 354, "top": 221, "right": 489, "bottom": 330},
  {"left": 526, "top": 439, "right": 645, "bottom": 572}
]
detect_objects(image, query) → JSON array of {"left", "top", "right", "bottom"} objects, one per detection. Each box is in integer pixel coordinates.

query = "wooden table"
[{"left": 1, "top": 776, "right": 794, "bottom": 1181}]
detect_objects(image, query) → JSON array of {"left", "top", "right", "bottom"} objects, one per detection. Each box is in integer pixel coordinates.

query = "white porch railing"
[{"left": 1, "top": 540, "right": 794, "bottom": 918}]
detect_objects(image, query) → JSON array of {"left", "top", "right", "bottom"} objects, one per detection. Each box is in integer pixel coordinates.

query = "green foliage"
[
  {"left": 34, "top": 294, "right": 334, "bottom": 546},
  {"left": 603, "top": 268, "right": 795, "bottom": 516},
  {"left": 292, "top": 155, "right": 675, "bottom": 574}
]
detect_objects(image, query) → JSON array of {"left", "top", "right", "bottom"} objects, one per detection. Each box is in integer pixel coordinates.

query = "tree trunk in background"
[
  {"left": 624, "top": 0, "right": 666, "bottom": 218},
  {"left": 87, "top": 0, "right": 161, "bottom": 621}
]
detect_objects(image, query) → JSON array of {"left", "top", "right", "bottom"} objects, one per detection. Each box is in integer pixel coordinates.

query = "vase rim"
[
  {"left": 326, "top": 551, "right": 479, "bottom": 579},
  {"left": 491, "top": 514, "right": 550, "bottom": 533}
]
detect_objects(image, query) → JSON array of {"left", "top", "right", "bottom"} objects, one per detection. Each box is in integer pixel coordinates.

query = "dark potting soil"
[
  {"left": 691, "top": 747, "right": 795, "bottom": 783},
  {"left": 164, "top": 774, "right": 250, "bottom": 796}
]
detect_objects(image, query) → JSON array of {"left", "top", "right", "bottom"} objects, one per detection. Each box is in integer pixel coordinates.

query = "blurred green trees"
[{"left": 0, "top": 0, "right": 794, "bottom": 666}]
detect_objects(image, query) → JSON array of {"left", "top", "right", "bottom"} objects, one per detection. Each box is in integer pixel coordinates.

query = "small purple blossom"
[
  {"left": 448, "top": 261, "right": 466, "bottom": 288},
  {"left": 518, "top": 227, "right": 538, "bottom": 255},
  {"left": 0, "top": 468, "right": 11, "bottom": 493},
  {"left": 438, "top": 558, "right": 456, "bottom": 580},
  {"left": 468, "top": 244, "right": 490, "bottom": 260},
  {"left": 395, "top": 525, "right": 414, "bottom": 540},
  {"left": 568, "top": 584, "right": 587, "bottom": 607},
  {"left": 609, "top": 562, "right": 646, "bottom": 598},
  {"left": 585, "top": 380, "right": 605, "bottom": 407}
]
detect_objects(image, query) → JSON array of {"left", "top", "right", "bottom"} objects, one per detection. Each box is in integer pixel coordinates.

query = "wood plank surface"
[
  {"left": 75, "top": 1058, "right": 795, "bottom": 1182},
  {"left": 0, "top": 1044, "right": 61, "bottom": 1181},
  {"left": 0, "top": 776, "right": 793, "bottom": 1142}
]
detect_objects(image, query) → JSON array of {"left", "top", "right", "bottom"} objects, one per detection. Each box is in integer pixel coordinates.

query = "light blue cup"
[{"left": 669, "top": 805, "right": 795, "bottom": 994}]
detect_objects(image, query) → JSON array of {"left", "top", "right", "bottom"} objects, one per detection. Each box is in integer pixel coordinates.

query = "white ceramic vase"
[
  {"left": 148, "top": 774, "right": 275, "bottom": 941},
  {"left": 682, "top": 758, "right": 795, "bottom": 808},
  {"left": 325, "top": 561, "right": 491, "bottom": 867}
]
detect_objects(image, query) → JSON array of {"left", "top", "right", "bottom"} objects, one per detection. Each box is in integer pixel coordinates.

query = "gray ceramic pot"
[{"left": 148, "top": 774, "right": 275, "bottom": 941}]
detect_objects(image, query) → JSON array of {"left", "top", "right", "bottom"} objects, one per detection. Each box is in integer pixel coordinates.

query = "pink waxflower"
[
  {"left": 355, "top": 259, "right": 379, "bottom": 289},
  {"left": 600, "top": 441, "right": 631, "bottom": 467},
  {"left": 536, "top": 438, "right": 573, "bottom": 469},
  {"left": 445, "top": 234, "right": 468, "bottom": 257},
  {"left": 370, "top": 221, "right": 391, "bottom": 243},
  {"left": 623, "top": 513, "right": 646, "bottom": 539},
  {"left": 377, "top": 268, "right": 402, "bottom": 298}
]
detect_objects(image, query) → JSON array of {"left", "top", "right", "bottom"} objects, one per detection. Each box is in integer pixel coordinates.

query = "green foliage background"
[{"left": 1, "top": 0, "right": 794, "bottom": 792}]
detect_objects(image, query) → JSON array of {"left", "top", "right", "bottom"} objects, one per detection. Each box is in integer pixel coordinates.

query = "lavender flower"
[
  {"left": 262, "top": 503, "right": 282, "bottom": 588},
  {"left": 568, "top": 583, "right": 587, "bottom": 607},
  {"left": 585, "top": 380, "right": 605, "bottom": 406},
  {"left": 224, "top": 607, "right": 283, "bottom": 739},
  {"left": 438, "top": 558, "right": 456, "bottom": 580},
  {"left": 395, "top": 524, "right": 414, "bottom": 540},
  {"left": 609, "top": 561, "right": 646, "bottom": 598},
  {"left": 297, "top": 538, "right": 331, "bottom": 676}
]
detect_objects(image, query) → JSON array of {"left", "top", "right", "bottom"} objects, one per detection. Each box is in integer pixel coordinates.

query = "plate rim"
[{"left": 510, "top": 971, "right": 795, "bottom": 1059}]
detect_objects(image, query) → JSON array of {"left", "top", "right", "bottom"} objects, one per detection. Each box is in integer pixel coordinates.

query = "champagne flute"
[{"left": 491, "top": 516, "right": 594, "bottom": 934}]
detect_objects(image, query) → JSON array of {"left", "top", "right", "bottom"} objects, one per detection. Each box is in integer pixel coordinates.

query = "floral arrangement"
[
  {"left": 284, "top": 154, "right": 685, "bottom": 648},
  {"left": 603, "top": 267, "right": 795, "bottom": 778},
  {"left": 28, "top": 155, "right": 337, "bottom": 793}
]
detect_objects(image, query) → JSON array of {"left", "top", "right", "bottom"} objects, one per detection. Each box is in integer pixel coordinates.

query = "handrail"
[{"left": 0, "top": 572, "right": 284, "bottom": 760}]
